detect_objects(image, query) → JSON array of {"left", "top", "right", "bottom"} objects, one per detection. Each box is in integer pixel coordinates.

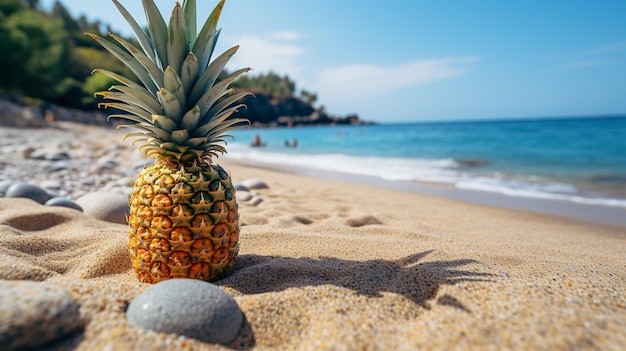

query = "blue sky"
[{"left": 41, "top": 0, "right": 626, "bottom": 122}]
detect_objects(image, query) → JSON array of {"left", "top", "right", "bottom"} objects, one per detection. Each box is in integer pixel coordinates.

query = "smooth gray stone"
[
  {"left": 0, "top": 180, "right": 15, "bottom": 197},
  {"left": 45, "top": 197, "right": 83, "bottom": 211},
  {"left": 236, "top": 190, "right": 253, "bottom": 202},
  {"left": 248, "top": 196, "right": 264, "bottom": 206},
  {"left": 98, "top": 158, "right": 118, "bottom": 169},
  {"left": 50, "top": 161, "right": 69, "bottom": 172},
  {"left": 28, "top": 149, "right": 48, "bottom": 160},
  {"left": 75, "top": 191, "right": 129, "bottom": 224},
  {"left": 47, "top": 149, "right": 70, "bottom": 161},
  {"left": 5, "top": 182, "right": 52, "bottom": 204},
  {"left": 240, "top": 179, "right": 269, "bottom": 190},
  {"left": 29, "top": 148, "right": 70, "bottom": 161},
  {"left": 234, "top": 184, "right": 249, "bottom": 192},
  {"left": 0, "top": 280, "right": 82, "bottom": 351},
  {"left": 126, "top": 279, "right": 243, "bottom": 345}
]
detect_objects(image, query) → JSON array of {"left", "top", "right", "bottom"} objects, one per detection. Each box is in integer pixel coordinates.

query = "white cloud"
[
  {"left": 224, "top": 32, "right": 477, "bottom": 111},
  {"left": 558, "top": 41, "right": 626, "bottom": 70},
  {"left": 266, "top": 31, "right": 301, "bottom": 42},
  {"left": 224, "top": 32, "right": 307, "bottom": 83},
  {"left": 559, "top": 58, "right": 613, "bottom": 70},
  {"left": 312, "top": 57, "right": 478, "bottom": 102},
  {"left": 587, "top": 41, "right": 626, "bottom": 55}
]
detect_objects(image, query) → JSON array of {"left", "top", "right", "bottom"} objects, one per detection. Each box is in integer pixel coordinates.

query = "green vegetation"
[{"left": 0, "top": 0, "right": 318, "bottom": 110}]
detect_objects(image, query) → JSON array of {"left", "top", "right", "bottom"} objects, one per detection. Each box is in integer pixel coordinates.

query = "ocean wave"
[
  {"left": 455, "top": 178, "right": 626, "bottom": 207},
  {"left": 225, "top": 143, "right": 460, "bottom": 182},
  {"left": 225, "top": 143, "right": 626, "bottom": 208}
]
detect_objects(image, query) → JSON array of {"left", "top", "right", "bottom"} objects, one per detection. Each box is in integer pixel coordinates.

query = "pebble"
[
  {"left": 75, "top": 191, "right": 129, "bottom": 224},
  {"left": 100, "top": 159, "right": 118, "bottom": 169},
  {"left": 0, "top": 280, "right": 82, "bottom": 350},
  {"left": 5, "top": 182, "right": 52, "bottom": 204},
  {"left": 248, "top": 196, "right": 264, "bottom": 206},
  {"left": 0, "top": 180, "right": 15, "bottom": 197},
  {"left": 126, "top": 279, "right": 244, "bottom": 345},
  {"left": 40, "top": 179, "right": 63, "bottom": 191},
  {"left": 29, "top": 147, "right": 70, "bottom": 161},
  {"left": 236, "top": 190, "right": 253, "bottom": 202},
  {"left": 241, "top": 178, "right": 269, "bottom": 190},
  {"left": 45, "top": 197, "right": 83, "bottom": 211},
  {"left": 234, "top": 184, "right": 250, "bottom": 192},
  {"left": 50, "top": 161, "right": 70, "bottom": 172}
]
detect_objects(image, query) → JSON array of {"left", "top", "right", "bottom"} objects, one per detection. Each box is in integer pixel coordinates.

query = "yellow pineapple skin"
[{"left": 128, "top": 160, "right": 239, "bottom": 283}]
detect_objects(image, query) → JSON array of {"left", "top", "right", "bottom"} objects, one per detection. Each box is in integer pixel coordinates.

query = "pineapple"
[{"left": 87, "top": 0, "right": 250, "bottom": 283}]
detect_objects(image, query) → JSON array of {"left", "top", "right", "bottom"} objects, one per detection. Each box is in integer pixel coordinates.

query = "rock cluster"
[
  {"left": 0, "top": 97, "right": 110, "bottom": 128},
  {"left": 228, "top": 92, "right": 372, "bottom": 128},
  {"left": 0, "top": 123, "right": 143, "bottom": 222},
  {"left": 0, "top": 123, "right": 266, "bottom": 224}
]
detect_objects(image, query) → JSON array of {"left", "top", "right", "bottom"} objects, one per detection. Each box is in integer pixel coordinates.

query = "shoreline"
[{"left": 223, "top": 157, "right": 626, "bottom": 227}]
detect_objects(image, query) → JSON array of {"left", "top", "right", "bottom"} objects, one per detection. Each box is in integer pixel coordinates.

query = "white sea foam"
[
  {"left": 225, "top": 143, "right": 626, "bottom": 208},
  {"left": 455, "top": 178, "right": 626, "bottom": 207},
  {"left": 226, "top": 144, "right": 460, "bottom": 182}
]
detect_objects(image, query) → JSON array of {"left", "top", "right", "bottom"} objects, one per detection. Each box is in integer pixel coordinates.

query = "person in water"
[{"left": 252, "top": 134, "right": 263, "bottom": 147}]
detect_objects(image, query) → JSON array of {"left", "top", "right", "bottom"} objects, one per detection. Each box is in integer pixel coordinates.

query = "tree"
[
  {"left": 231, "top": 71, "right": 296, "bottom": 96},
  {"left": 0, "top": 12, "right": 30, "bottom": 84},
  {"left": 0, "top": 9, "right": 68, "bottom": 100},
  {"left": 22, "top": 0, "right": 38, "bottom": 9},
  {"left": 52, "top": 1, "right": 78, "bottom": 32},
  {"left": 0, "top": 0, "right": 23, "bottom": 16},
  {"left": 300, "top": 89, "right": 317, "bottom": 106}
]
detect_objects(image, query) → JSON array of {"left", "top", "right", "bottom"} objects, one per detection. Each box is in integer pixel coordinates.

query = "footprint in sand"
[
  {"left": 2, "top": 212, "right": 69, "bottom": 232},
  {"left": 346, "top": 215, "right": 383, "bottom": 228},
  {"left": 273, "top": 215, "right": 313, "bottom": 227}
]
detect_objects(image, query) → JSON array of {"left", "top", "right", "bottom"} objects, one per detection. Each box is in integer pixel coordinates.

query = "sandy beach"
[{"left": 1, "top": 123, "right": 625, "bottom": 350}]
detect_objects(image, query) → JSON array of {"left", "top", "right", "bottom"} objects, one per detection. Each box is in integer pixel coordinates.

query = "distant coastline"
[
  {"left": 0, "top": 94, "right": 374, "bottom": 129},
  {"left": 230, "top": 91, "right": 374, "bottom": 128}
]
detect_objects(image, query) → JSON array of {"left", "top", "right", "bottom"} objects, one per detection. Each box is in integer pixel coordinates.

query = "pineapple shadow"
[{"left": 220, "top": 250, "right": 494, "bottom": 310}]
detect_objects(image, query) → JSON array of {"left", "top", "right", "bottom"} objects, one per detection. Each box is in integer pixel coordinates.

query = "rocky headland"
[{"left": 0, "top": 93, "right": 372, "bottom": 129}]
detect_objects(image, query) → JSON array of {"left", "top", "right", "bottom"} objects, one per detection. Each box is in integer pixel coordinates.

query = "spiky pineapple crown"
[{"left": 88, "top": 0, "right": 251, "bottom": 165}]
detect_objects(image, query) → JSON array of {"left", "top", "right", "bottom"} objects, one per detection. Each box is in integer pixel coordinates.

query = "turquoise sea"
[{"left": 226, "top": 116, "right": 626, "bottom": 207}]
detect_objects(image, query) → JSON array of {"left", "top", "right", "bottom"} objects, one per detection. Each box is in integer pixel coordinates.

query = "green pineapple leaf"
[
  {"left": 112, "top": 0, "right": 155, "bottom": 61},
  {"left": 189, "top": 45, "right": 239, "bottom": 105},
  {"left": 142, "top": 0, "right": 169, "bottom": 69},
  {"left": 157, "top": 88, "right": 184, "bottom": 121},
  {"left": 86, "top": 33, "right": 159, "bottom": 95},
  {"left": 181, "top": 52, "right": 200, "bottom": 97},
  {"left": 197, "top": 67, "right": 250, "bottom": 120},
  {"left": 207, "top": 92, "right": 253, "bottom": 118},
  {"left": 99, "top": 102, "right": 153, "bottom": 122},
  {"left": 152, "top": 114, "right": 179, "bottom": 132},
  {"left": 167, "top": 3, "right": 187, "bottom": 75},
  {"left": 182, "top": 0, "right": 197, "bottom": 49},
  {"left": 109, "top": 85, "right": 164, "bottom": 114},
  {"left": 91, "top": 69, "right": 143, "bottom": 90},
  {"left": 164, "top": 66, "right": 187, "bottom": 110},
  {"left": 181, "top": 105, "right": 201, "bottom": 130},
  {"left": 192, "top": 0, "right": 224, "bottom": 72},
  {"left": 95, "top": 91, "right": 161, "bottom": 115},
  {"left": 110, "top": 34, "right": 164, "bottom": 88}
]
